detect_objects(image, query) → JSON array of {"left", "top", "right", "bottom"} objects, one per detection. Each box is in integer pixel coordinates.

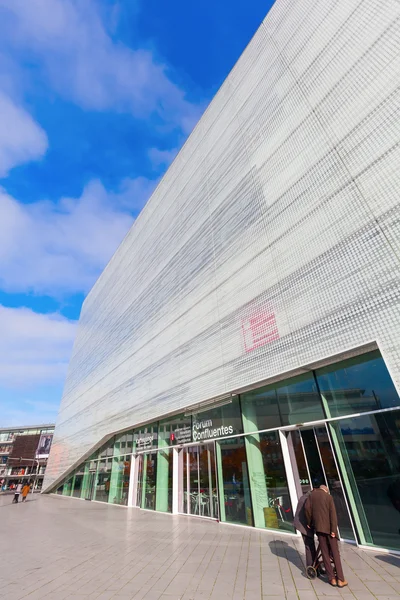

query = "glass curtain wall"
[
  {"left": 108, "top": 455, "right": 131, "bottom": 505},
  {"left": 182, "top": 444, "right": 217, "bottom": 518},
  {"left": 52, "top": 350, "right": 400, "bottom": 552},
  {"left": 331, "top": 410, "right": 400, "bottom": 551},
  {"left": 72, "top": 467, "right": 84, "bottom": 498},
  {"left": 135, "top": 423, "right": 158, "bottom": 510},
  {"left": 136, "top": 452, "right": 158, "bottom": 510},
  {"left": 315, "top": 350, "right": 399, "bottom": 417},
  {"left": 94, "top": 458, "right": 112, "bottom": 502},
  {"left": 217, "top": 438, "right": 252, "bottom": 526},
  {"left": 240, "top": 374, "right": 321, "bottom": 532},
  {"left": 62, "top": 477, "right": 73, "bottom": 496}
]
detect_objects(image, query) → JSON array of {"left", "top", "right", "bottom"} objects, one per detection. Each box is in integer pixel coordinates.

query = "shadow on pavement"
[
  {"left": 268, "top": 540, "right": 304, "bottom": 573},
  {"left": 0, "top": 499, "right": 37, "bottom": 507},
  {"left": 374, "top": 554, "right": 400, "bottom": 567}
]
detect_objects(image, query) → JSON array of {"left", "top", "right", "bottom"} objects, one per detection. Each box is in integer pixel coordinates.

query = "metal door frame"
[
  {"left": 179, "top": 441, "right": 218, "bottom": 521},
  {"left": 281, "top": 422, "right": 357, "bottom": 543}
]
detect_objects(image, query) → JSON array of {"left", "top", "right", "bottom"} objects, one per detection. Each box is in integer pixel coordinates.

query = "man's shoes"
[
  {"left": 329, "top": 578, "right": 337, "bottom": 586},
  {"left": 337, "top": 579, "right": 348, "bottom": 588}
]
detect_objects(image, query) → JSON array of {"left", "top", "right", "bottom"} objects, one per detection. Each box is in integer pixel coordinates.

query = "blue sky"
[{"left": 0, "top": 0, "right": 274, "bottom": 426}]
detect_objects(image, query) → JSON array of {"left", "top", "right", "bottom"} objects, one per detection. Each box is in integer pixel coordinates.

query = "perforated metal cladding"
[{"left": 44, "top": 0, "right": 400, "bottom": 490}]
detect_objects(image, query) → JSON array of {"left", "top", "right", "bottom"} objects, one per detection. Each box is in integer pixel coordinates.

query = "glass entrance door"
[
  {"left": 182, "top": 443, "right": 218, "bottom": 519},
  {"left": 85, "top": 471, "right": 96, "bottom": 500},
  {"left": 290, "top": 424, "right": 355, "bottom": 541},
  {"left": 136, "top": 452, "right": 157, "bottom": 510}
]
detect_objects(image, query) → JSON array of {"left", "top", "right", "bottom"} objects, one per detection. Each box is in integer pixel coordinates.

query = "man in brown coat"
[
  {"left": 305, "top": 485, "right": 348, "bottom": 588},
  {"left": 293, "top": 491, "right": 316, "bottom": 569}
]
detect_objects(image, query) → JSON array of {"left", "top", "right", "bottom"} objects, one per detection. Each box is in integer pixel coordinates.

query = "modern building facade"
[
  {"left": 45, "top": 0, "right": 400, "bottom": 553},
  {"left": 0, "top": 425, "right": 54, "bottom": 491}
]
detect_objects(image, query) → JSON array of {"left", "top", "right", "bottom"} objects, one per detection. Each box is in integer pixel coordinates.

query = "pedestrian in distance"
[
  {"left": 21, "top": 482, "right": 31, "bottom": 502},
  {"left": 12, "top": 482, "right": 23, "bottom": 504},
  {"left": 293, "top": 490, "right": 317, "bottom": 570},
  {"left": 305, "top": 485, "right": 348, "bottom": 588}
]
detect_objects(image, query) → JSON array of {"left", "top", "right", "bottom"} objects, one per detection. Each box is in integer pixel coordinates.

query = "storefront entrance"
[
  {"left": 180, "top": 443, "right": 218, "bottom": 519},
  {"left": 287, "top": 424, "right": 356, "bottom": 541},
  {"left": 85, "top": 471, "right": 96, "bottom": 501}
]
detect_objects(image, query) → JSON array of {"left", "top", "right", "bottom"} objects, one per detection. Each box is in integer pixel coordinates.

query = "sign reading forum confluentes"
[{"left": 192, "top": 418, "right": 234, "bottom": 442}]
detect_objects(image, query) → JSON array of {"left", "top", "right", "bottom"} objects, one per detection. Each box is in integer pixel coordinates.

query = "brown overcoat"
[{"left": 304, "top": 488, "right": 338, "bottom": 537}]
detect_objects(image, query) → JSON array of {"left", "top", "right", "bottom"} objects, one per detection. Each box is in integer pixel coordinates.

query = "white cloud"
[
  {"left": 0, "top": 305, "right": 76, "bottom": 389},
  {"left": 0, "top": 0, "right": 199, "bottom": 134},
  {"left": 0, "top": 177, "right": 153, "bottom": 295},
  {"left": 148, "top": 147, "right": 179, "bottom": 169},
  {"left": 0, "top": 91, "right": 48, "bottom": 177}
]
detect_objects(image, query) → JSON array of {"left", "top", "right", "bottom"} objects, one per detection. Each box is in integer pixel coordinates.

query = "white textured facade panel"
[{"left": 45, "top": 0, "right": 400, "bottom": 490}]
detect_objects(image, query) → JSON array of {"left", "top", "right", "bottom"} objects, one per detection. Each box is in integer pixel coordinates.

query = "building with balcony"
[{"left": 0, "top": 425, "right": 54, "bottom": 491}]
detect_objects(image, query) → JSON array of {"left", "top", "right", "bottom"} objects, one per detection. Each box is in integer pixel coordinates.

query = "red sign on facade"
[{"left": 242, "top": 310, "right": 279, "bottom": 352}]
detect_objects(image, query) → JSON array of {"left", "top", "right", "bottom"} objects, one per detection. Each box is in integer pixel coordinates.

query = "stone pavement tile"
[
  {"left": 209, "top": 592, "right": 241, "bottom": 600},
  {"left": 63, "top": 596, "right": 94, "bottom": 600},
  {"left": 364, "top": 581, "right": 399, "bottom": 595},
  {"left": 258, "top": 582, "right": 284, "bottom": 595},
  {"left": 286, "top": 594, "right": 302, "bottom": 600},
  {"left": 181, "top": 591, "right": 211, "bottom": 600},
  {"left": 4, "top": 495, "right": 400, "bottom": 600},
  {"left": 344, "top": 593, "right": 375, "bottom": 600},
  {"left": 349, "top": 568, "right": 385, "bottom": 582},
  {"left": 291, "top": 576, "right": 315, "bottom": 591},
  {"left": 141, "top": 591, "right": 162, "bottom": 600},
  {"left": 296, "top": 590, "right": 318, "bottom": 600}
]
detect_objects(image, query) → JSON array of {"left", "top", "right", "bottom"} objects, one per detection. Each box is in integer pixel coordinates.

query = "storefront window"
[
  {"left": 98, "top": 438, "right": 115, "bottom": 459},
  {"left": 94, "top": 458, "right": 112, "bottom": 502},
  {"left": 72, "top": 469, "right": 84, "bottom": 498},
  {"left": 315, "top": 350, "right": 399, "bottom": 418},
  {"left": 241, "top": 373, "right": 324, "bottom": 432},
  {"left": 245, "top": 431, "right": 294, "bottom": 532},
  {"left": 156, "top": 449, "right": 173, "bottom": 513},
  {"left": 109, "top": 455, "right": 131, "bottom": 505},
  {"left": 62, "top": 477, "right": 73, "bottom": 496},
  {"left": 134, "top": 423, "right": 158, "bottom": 452},
  {"left": 331, "top": 410, "right": 400, "bottom": 550},
  {"left": 114, "top": 431, "right": 134, "bottom": 456},
  {"left": 192, "top": 397, "right": 242, "bottom": 443},
  {"left": 80, "top": 462, "right": 91, "bottom": 499},
  {"left": 182, "top": 445, "right": 217, "bottom": 518},
  {"left": 159, "top": 414, "right": 192, "bottom": 446},
  {"left": 217, "top": 438, "right": 252, "bottom": 526},
  {"left": 137, "top": 452, "right": 157, "bottom": 510}
]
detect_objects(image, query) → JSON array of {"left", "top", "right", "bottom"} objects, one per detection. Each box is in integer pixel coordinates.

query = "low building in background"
[{"left": 0, "top": 425, "right": 54, "bottom": 491}]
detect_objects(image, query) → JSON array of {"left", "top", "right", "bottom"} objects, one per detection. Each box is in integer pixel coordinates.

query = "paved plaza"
[{"left": 1, "top": 494, "right": 400, "bottom": 600}]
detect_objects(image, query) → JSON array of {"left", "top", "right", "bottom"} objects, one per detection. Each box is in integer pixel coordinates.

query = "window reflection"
[
  {"left": 109, "top": 455, "right": 131, "bottom": 505},
  {"left": 72, "top": 469, "right": 84, "bottom": 498},
  {"left": 241, "top": 373, "right": 324, "bottom": 431},
  {"left": 246, "top": 431, "right": 293, "bottom": 532},
  {"left": 136, "top": 453, "right": 157, "bottom": 510},
  {"left": 114, "top": 431, "right": 134, "bottom": 456},
  {"left": 156, "top": 449, "right": 173, "bottom": 513},
  {"left": 332, "top": 410, "right": 400, "bottom": 550},
  {"left": 183, "top": 445, "right": 217, "bottom": 518},
  {"left": 316, "top": 351, "right": 399, "bottom": 418},
  {"left": 94, "top": 459, "right": 112, "bottom": 503},
  {"left": 219, "top": 438, "right": 252, "bottom": 526}
]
